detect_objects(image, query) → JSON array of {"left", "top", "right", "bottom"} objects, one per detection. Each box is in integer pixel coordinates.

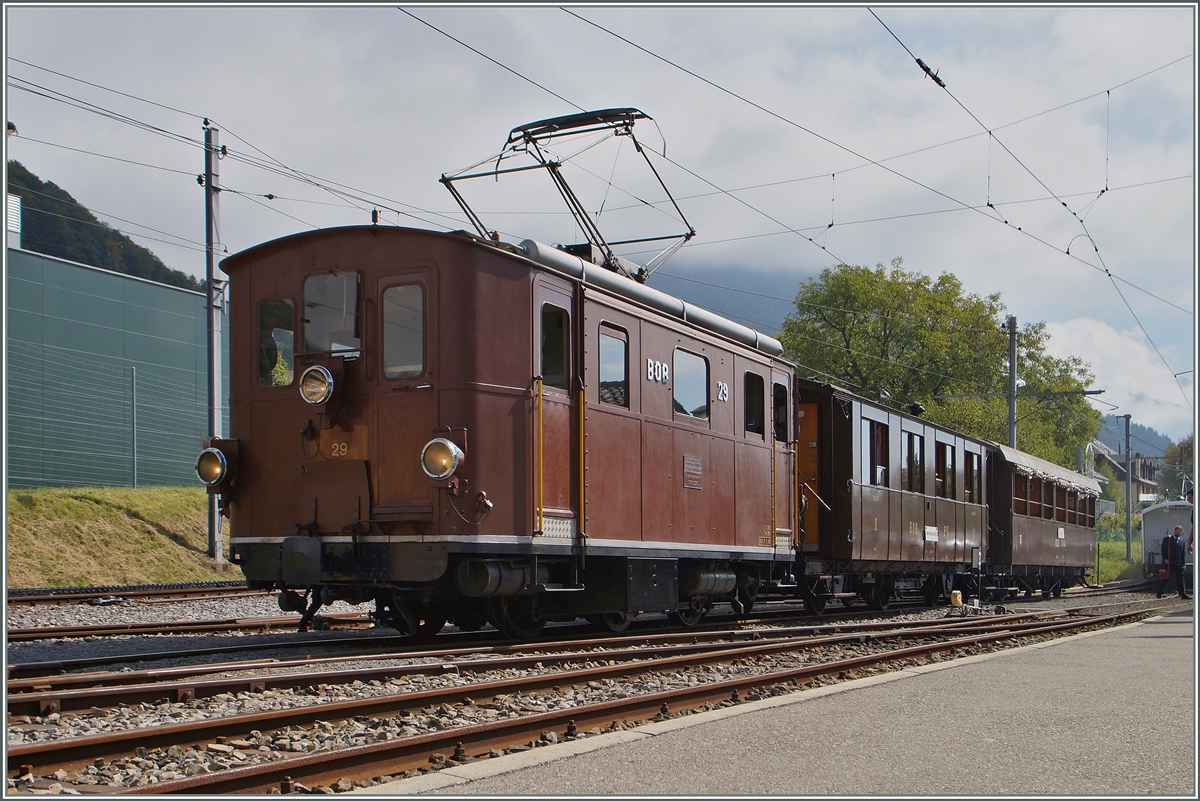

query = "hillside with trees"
[
  {"left": 7, "top": 160, "right": 201, "bottom": 292},
  {"left": 778, "top": 258, "right": 1102, "bottom": 468}
]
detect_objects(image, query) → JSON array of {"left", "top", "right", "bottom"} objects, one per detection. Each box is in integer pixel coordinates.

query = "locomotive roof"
[{"left": 219, "top": 225, "right": 787, "bottom": 359}]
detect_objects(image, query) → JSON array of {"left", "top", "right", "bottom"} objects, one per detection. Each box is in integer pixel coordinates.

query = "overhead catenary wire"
[
  {"left": 566, "top": 9, "right": 1192, "bottom": 325},
  {"left": 392, "top": 7, "right": 1191, "bottom": 415},
  {"left": 399, "top": 7, "right": 849, "bottom": 265},
  {"left": 867, "top": 8, "right": 1192, "bottom": 411}
]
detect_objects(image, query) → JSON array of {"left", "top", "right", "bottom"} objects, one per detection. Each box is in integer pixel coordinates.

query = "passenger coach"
[{"left": 793, "top": 378, "right": 988, "bottom": 610}]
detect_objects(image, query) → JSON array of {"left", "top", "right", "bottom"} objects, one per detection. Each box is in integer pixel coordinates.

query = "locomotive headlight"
[
  {"left": 195, "top": 448, "right": 227, "bottom": 486},
  {"left": 421, "top": 438, "right": 464, "bottom": 480},
  {"left": 299, "top": 365, "right": 335, "bottom": 405}
]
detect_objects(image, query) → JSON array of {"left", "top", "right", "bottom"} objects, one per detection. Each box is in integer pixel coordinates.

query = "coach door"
[{"left": 534, "top": 281, "right": 579, "bottom": 541}]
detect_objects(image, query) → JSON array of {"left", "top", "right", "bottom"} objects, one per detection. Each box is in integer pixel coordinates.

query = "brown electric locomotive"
[{"left": 197, "top": 221, "right": 796, "bottom": 636}]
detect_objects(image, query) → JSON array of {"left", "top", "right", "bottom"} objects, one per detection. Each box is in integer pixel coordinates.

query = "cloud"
[{"left": 1044, "top": 318, "right": 1194, "bottom": 440}]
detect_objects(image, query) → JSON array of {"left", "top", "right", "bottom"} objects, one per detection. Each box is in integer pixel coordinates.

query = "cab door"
[
  {"left": 374, "top": 267, "right": 437, "bottom": 516},
  {"left": 534, "top": 280, "right": 578, "bottom": 540}
]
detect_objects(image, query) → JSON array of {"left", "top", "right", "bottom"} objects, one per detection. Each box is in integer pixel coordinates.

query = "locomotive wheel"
[
  {"left": 1052, "top": 581, "right": 1062, "bottom": 599},
  {"left": 803, "top": 595, "right": 827, "bottom": 615},
  {"left": 496, "top": 597, "right": 545, "bottom": 640},
  {"left": 668, "top": 605, "right": 706, "bottom": 627},
  {"left": 588, "top": 612, "right": 633, "bottom": 633},
  {"left": 734, "top": 582, "right": 758, "bottom": 616},
  {"left": 866, "top": 585, "right": 891, "bottom": 611}
]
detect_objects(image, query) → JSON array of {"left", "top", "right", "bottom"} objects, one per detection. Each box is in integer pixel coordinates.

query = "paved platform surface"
[{"left": 361, "top": 608, "right": 1195, "bottom": 796}]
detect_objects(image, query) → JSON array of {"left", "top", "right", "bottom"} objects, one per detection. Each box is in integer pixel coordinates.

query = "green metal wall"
[{"left": 6, "top": 248, "right": 230, "bottom": 488}]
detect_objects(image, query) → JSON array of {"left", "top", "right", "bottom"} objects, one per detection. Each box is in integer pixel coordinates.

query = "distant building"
[
  {"left": 1089, "top": 439, "right": 1162, "bottom": 506},
  {"left": 6, "top": 221, "right": 228, "bottom": 488}
]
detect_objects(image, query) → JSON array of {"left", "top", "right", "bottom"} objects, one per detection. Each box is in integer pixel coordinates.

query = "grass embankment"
[
  {"left": 6, "top": 486, "right": 232, "bottom": 588},
  {"left": 5, "top": 486, "right": 1149, "bottom": 588},
  {"left": 1096, "top": 539, "right": 1146, "bottom": 583}
]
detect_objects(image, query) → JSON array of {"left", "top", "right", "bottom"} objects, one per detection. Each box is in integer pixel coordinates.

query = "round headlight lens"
[
  {"left": 196, "top": 448, "right": 227, "bottom": 486},
  {"left": 421, "top": 438, "right": 465, "bottom": 480},
  {"left": 299, "top": 365, "right": 335, "bottom": 405}
]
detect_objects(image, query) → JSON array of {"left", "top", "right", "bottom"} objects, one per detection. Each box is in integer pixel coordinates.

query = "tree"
[
  {"left": 779, "top": 259, "right": 1102, "bottom": 467},
  {"left": 7, "top": 160, "right": 202, "bottom": 292},
  {"left": 1158, "top": 434, "right": 1194, "bottom": 500}
]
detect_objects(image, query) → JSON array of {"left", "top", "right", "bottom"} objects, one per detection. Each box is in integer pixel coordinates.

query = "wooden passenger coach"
[
  {"left": 985, "top": 445, "right": 1100, "bottom": 598},
  {"left": 795, "top": 377, "right": 988, "bottom": 609}
]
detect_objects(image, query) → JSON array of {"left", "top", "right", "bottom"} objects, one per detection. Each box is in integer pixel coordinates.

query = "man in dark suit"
[{"left": 1157, "top": 526, "right": 1190, "bottom": 599}]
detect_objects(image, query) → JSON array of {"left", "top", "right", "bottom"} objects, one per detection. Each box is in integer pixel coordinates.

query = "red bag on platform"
[{"left": 1158, "top": 568, "right": 1170, "bottom": 580}]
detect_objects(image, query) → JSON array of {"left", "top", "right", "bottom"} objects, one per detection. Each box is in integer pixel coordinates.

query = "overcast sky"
[{"left": 4, "top": 4, "right": 1196, "bottom": 442}]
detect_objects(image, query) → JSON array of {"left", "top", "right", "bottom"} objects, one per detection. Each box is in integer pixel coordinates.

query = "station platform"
[{"left": 361, "top": 607, "right": 1195, "bottom": 796}]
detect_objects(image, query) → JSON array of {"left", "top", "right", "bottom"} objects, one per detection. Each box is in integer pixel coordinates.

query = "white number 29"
[{"left": 716, "top": 381, "right": 729, "bottom": 402}]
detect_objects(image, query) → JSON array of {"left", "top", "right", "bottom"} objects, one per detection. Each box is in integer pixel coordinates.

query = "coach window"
[
  {"left": 1043, "top": 481, "right": 1057, "bottom": 520},
  {"left": 1086, "top": 496, "right": 1096, "bottom": 527},
  {"left": 902, "top": 432, "right": 925, "bottom": 493},
  {"left": 304, "top": 272, "right": 361, "bottom": 358},
  {"left": 773, "top": 382, "right": 789, "bottom": 442},
  {"left": 935, "top": 442, "right": 955, "bottom": 499},
  {"left": 673, "top": 349, "right": 709, "bottom": 419},
  {"left": 1067, "top": 490, "right": 1078, "bottom": 525},
  {"left": 1028, "top": 477, "right": 1041, "bottom": 518},
  {"left": 258, "top": 299, "right": 295, "bottom": 387},
  {"left": 1055, "top": 485, "right": 1067, "bottom": 522},
  {"left": 542, "top": 305, "right": 569, "bottom": 390},
  {"left": 598, "top": 326, "right": 628, "bottom": 407},
  {"left": 744, "top": 373, "right": 765, "bottom": 437},
  {"left": 964, "top": 451, "right": 981, "bottom": 504},
  {"left": 382, "top": 285, "right": 423, "bottom": 379},
  {"left": 861, "top": 419, "right": 889, "bottom": 486}
]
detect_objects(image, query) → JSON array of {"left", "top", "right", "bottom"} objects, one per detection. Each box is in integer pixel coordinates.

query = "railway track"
[
  {"left": 6, "top": 582, "right": 258, "bottom": 606},
  {"left": 5, "top": 601, "right": 929, "bottom": 677},
  {"left": 5, "top": 612, "right": 373, "bottom": 643},
  {"left": 5, "top": 603, "right": 1171, "bottom": 794}
]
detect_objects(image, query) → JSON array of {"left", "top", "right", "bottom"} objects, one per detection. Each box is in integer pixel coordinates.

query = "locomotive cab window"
[
  {"left": 673, "top": 349, "right": 709, "bottom": 420},
  {"left": 541, "top": 305, "right": 570, "bottom": 390},
  {"left": 258, "top": 298, "right": 295, "bottom": 387},
  {"left": 744, "top": 372, "right": 765, "bottom": 437},
  {"left": 382, "top": 285, "right": 424, "bottom": 379},
  {"left": 304, "top": 271, "right": 361, "bottom": 358},
  {"left": 598, "top": 326, "right": 628, "bottom": 407},
  {"left": 861, "top": 419, "right": 888, "bottom": 486}
]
